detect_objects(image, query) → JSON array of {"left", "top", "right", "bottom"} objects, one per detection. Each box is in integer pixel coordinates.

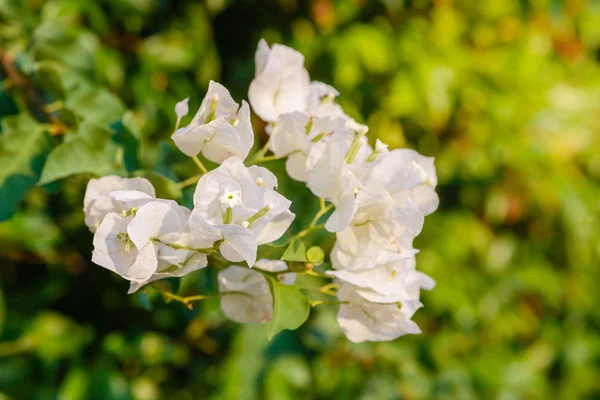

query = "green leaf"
[
  {"left": 110, "top": 120, "right": 140, "bottom": 172},
  {"left": 133, "top": 170, "right": 182, "bottom": 200},
  {"left": 306, "top": 246, "right": 325, "bottom": 266},
  {"left": 0, "top": 114, "right": 51, "bottom": 221},
  {"left": 34, "top": 60, "right": 66, "bottom": 99},
  {"left": 0, "top": 285, "right": 5, "bottom": 336},
  {"left": 64, "top": 82, "right": 125, "bottom": 124},
  {"left": 281, "top": 240, "right": 307, "bottom": 262},
  {"left": 57, "top": 368, "right": 90, "bottom": 400},
  {"left": 265, "top": 276, "right": 310, "bottom": 340},
  {"left": 38, "top": 122, "right": 118, "bottom": 184}
]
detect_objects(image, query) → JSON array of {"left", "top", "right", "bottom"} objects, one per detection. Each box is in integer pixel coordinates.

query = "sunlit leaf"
[{"left": 265, "top": 276, "right": 310, "bottom": 340}]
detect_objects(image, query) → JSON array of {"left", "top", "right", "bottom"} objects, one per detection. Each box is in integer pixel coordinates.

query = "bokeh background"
[{"left": 1, "top": 0, "right": 600, "bottom": 399}]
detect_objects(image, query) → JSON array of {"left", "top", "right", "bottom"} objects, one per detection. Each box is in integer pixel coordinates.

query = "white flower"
[
  {"left": 92, "top": 199, "right": 218, "bottom": 293},
  {"left": 218, "top": 266, "right": 273, "bottom": 323},
  {"left": 365, "top": 149, "right": 439, "bottom": 215},
  {"left": 328, "top": 256, "right": 435, "bottom": 303},
  {"left": 336, "top": 283, "right": 422, "bottom": 343},
  {"left": 331, "top": 190, "right": 424, "bottom": 271},
  {"left": 174, "top": 97, "right": 189, "bottom": 119},
  {"left": 305, "top": 133, "right": 372, "bottom": 232},
  {"left": 306, "top": 82, "right": 343, "bottom": 118},
  {"left": 172, "top": 81, "right": 253, "bottom": 163},
  {"left": 83, "top": 176, "right": 156, "bottom": 232},
  {"left": 248, "top": 39, "right": 310, "bottom": 122},
  {"left": 189, "top": 157, "right": 294, "bottom": 266},
  {"left": 269, "top": 112, "right": 349, "bottom": 182}
]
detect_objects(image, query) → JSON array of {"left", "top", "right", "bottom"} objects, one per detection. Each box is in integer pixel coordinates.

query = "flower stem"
[
  {"left": 247, "top": 137, "right": 273, "bottom": 165},
  {"left": 310, "top": 300, "right": 348, "bottom": 307},
  {"left": 153, "top": 284, "right": 211, "bottom": 310},
  {"left": 310, "top": 200, "right": 333, "bottom": 228},
  {"left": 177, "top": 174, "right": 203, "bottom": 188},
  {"left": 192, "top": 156, "right": 209, "bottom": 174},
  {"left": 290, "top": 224, "right": 325, "bottom": 241}
]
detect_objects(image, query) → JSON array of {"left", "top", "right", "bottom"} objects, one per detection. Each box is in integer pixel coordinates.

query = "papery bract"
[
  {"left": 336, "top": 283, "right": 422, "bottom": 343},
  {"left": 83, "top": 176, "right": 155, "bottom": 232},
  {"left": 172, "top": 81, "right": 253, "bottom": 163},
  {"left": 248, "top": 40, "right": 310, "bottom": 122}
]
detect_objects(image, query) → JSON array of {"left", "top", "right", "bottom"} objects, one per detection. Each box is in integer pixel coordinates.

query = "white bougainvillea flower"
[
  {"left": 330, "top": 190, "right": 424, "bottom": 271},
  {"left": 172, "top": 81, "right": 253, "bottom": 163},
  {"left": 269, "top": 112, "right": 349, "bottom": 182},
  {"left": 305, "top": 81, "right": 369, "bottom": 136},
  {"left": 189, "top": 157, "right": 294, "bottom": 266},
  {"left": 92, "top": 198, "right": 218, "bottom": 292},
  {"left": 126, "top": 201, "right": 221, "bottom": 293},
  {"left": 248, "top": 39, "right": 310, "bottom": 122},
  {"left": 365, "top": 149, "right": 439, "bottom": 215},
  {"left": 306, "top": 133, "right": 373, "bottom": 232},
  {"left": 328, "top": 256, "right": 435, "bottom": 303},
  {"left": 218, "top": 265, "right": 273, "bottom": 323},
  {"left": 306, "top": 81, "right": 342, "bottom": 118},
  {"left": 336, "top": 283, "right": 422, "bottom": 343},
  {"left": 83, "top": 176, "right": 156, "bottom": 232}
]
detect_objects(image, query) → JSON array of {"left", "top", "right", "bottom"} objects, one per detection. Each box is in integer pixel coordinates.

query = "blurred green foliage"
[{"left": 1, "top": 0, "right": 600, "bottom": 399}]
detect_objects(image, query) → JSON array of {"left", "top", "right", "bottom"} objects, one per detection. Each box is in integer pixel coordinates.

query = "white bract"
[
  {"left": 218, "top": 259, "right": 296, "bottom": 324},
  {"left": 365, "top": 149, "right": 439, "bottom": 216},
  {"left": 329, "top": 256, "right": 435, "bottom": 303},
  {"left": 83, "top": 176, "right": 156, "bottom": 232},
  {"left": 336, "top": 283, "right": 423, "bottom": 343},
  {"left": 91, "top": 198, "right": 217, "bottom": 294},
  {"left": 189, "top": 157, "right": 294, "bottom": 267},
  {"left": 248, "top": 40, "right": 310, "bottom": 122},
  {"left": 172, "top": 81, "right": 254, "bottom": 163}
]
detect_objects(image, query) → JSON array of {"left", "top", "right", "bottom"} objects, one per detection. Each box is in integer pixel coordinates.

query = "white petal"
[
  {"left": 218, "top": 266, "right": 273, "bottom": 323},
  {"left": 269, "top": 112, "right": 311, "bottom": 158},
  {"left": 255, "top": 39, "right": 271, "bottom": 76},
  {"left": 285, "top": 152, "right": 308, "bottom": 182},
  {"left": 256, "top": 210, "right": 295, "bottom": 245},
  {"left": 127, "top": 200, "right": 187, "bottom": 249},
  {"left": 248, "top": 165, "right": 278, "bottom": 189},
  {"left": 92, "top": 213, "right": 137, "bottom": 276},
  {"left": 171, "top": 123, "right": 215, "bottom": 157},
  {"left": 175, "top": 97, "right": 189, "bottom": 119},
  {"left": 219, "top": 224, "right": 258, "bottom": 267}
]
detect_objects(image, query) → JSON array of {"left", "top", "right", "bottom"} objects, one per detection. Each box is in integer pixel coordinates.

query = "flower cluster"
[
  {"left": 84, "top": 39, "right": 439, "bottom": 343},
  {"left": 85, "top": 158, "right": 295, "bottom": 294},
  {"left": 247, "top": 40, "right": 440, "bottom": 342}
]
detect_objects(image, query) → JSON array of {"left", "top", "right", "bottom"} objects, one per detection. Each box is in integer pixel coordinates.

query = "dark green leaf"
[
  {"left": 0, "top": 114, "right": 50, "bottom": 221},
  {"left": 110, "top": 120, "right": 140, "bottom": 172},
  {"left": 35, "top": 60, "right": 66, "bottom": 99}
]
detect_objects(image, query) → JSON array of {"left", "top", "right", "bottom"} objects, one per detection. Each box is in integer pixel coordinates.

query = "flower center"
[{"left": 219, "top": 189, "right": 242, "bottom": 208}]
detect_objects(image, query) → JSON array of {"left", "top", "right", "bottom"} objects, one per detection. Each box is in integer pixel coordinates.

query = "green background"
[{"left": 1, "top": 0, "right": 599, "bottom": 399}]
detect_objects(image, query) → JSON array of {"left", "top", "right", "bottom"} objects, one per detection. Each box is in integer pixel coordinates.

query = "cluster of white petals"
[
  {"left": 85, "top": 39, "right": 439, "bottom": 343},
  {"left": 172, "top": 81, "right": 254, "bottom": 163},
  {"left": 247, "top": 40, "right": 440, "bottom": 342},
  {"left": 85, "top": 157, "right": 294, "bottom": 294}
]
